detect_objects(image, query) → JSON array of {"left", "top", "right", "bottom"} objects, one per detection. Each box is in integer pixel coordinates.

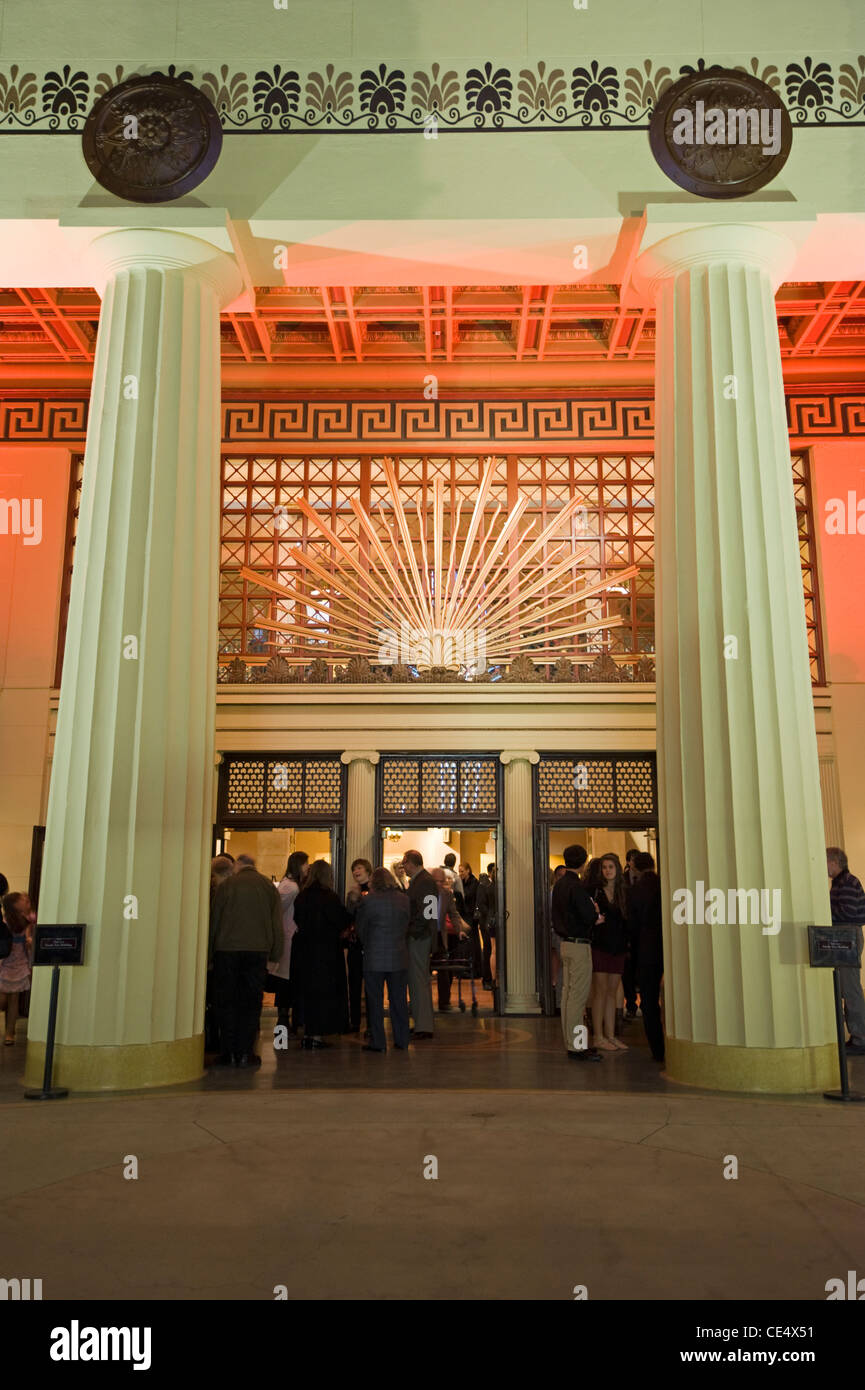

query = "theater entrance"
[
  {"left": 376, "top": 753, "right": 504, "bottom": 1015},
  {"left": 379, "top": 823, "right": 500, "bottom": 1016},
  {"left": 532, "top": 754, "right": 659, "bottom": 1016}
]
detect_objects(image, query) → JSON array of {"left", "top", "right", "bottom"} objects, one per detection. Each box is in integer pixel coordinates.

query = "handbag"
[{"left": 0, "top": 926, "right": 11, "bottom": 961}]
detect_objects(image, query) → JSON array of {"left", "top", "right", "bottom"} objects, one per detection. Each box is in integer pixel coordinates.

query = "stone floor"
[{"left": 2, "top": 1010, "right": 864, "bottom": 1301}]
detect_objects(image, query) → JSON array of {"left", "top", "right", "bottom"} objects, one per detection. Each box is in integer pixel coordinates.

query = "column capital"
[
  {"left": 340, "top": 750, "right": 381, "bottom": 766},
  {"left": 499, "top": 750, "right": 539, "bottom": 766},
  {"left": 63, "top": 218, "right": 243, "bottom": 307},
  {"left": 632, "top": 204, "right": 816, "bottom": 300}
]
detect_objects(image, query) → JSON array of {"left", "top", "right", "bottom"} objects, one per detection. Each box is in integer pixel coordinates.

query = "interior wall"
[
  {"left": 223, "top": 827, "right": 332, "bottom": 883},
  {"left": 381, "top": 827, "right": 495, "bottom": 879},
  {"left": 0, "top": 446, "right": 69, "bottom": 894},
  {"left": 547, "top": 827, "right": 650, "bottom": 876}
]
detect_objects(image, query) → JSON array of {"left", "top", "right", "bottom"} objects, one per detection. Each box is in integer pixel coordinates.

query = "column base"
[
  {"left": 665, "top": 1036, "right": 839, "bottom": 1094},
  {"left": 504, "top": 994, "right": 541, "bottom": 1015},
  {"left": 23, "top": 1035, "right": 205, "bottom": 1093}
]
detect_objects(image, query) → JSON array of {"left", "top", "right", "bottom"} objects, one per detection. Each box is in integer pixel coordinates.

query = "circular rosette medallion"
[
  {"left": 649, "top": 69, "right": 792, "bottom": 198},
  {"left": 82, "top": 74, "right": 223, "bottom": 202}
]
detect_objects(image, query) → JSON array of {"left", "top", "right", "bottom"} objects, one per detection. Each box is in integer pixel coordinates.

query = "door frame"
[
  {"left": 215, "top": 749, "right": 348, "bottom": 890},
  {"left": 533, "top": 820, "right": 659, "bottom": 1016},
  {"left": 374, "top": 816, "right": 504, "bottom": 1013}
]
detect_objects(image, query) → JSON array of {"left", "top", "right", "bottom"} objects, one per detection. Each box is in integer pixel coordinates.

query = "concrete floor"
[{"left": 2, "top": 1010, "right": 864, "bottom": 1301}]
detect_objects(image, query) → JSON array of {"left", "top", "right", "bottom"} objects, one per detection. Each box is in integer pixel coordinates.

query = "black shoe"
[
  {"left": 235, "top": 1053, "right": 262, "bottom": 1068},
  {"left": 209, "top": 1054, "right": 234, "bottom": 1068},
  {"left": 362, "top": 1044, "right": 385, "bottom": 1053},
  {"left": 438, "top": 1004, "right": 451, "bottom": 1012},
  {"left": 568, "top": 1049, "right": 603, "bottom": 1062},
  {"left": 845, "top": 1041, "right": 865, "bottom": 1055}
]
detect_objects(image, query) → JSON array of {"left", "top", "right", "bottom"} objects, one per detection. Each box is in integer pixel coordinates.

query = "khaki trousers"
[
  {"left": 407, "top": 932, "right": 435, "bottom": 1033},
  {"left": 559, "top": 941, "right": 593, "bottom": 1052}
]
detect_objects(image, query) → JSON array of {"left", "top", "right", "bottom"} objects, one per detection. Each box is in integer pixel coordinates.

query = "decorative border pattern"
[
  {"left": 221, "top": 397, "right": 655, "bottom": 444},
  {"left": 0, "top": 56, "right": 862, "bottom": 133},
  {"left": 3, "top": 391, "right": 865, "bottom": 444}
]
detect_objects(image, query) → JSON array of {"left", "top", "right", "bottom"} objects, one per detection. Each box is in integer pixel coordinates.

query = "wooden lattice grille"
[
  {"left": 219, "top": 449, "right": 823, "bottom": 682},
  {"left": 536, "top": 755, "right": 657, "bottom": 821},
  {"left": 381, "top": 755, "right": 499, "bottom": 819},
  {"left": 223, "top": 755, "right": 342, "bottom": 819}
]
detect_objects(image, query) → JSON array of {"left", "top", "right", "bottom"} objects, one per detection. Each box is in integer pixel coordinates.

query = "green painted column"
[
  {"left": 500, "top": 750, "right": 541, "bottom": 1013},
  {"left": 633, "top": 211, "right": 837, "bottom": 1093},
  {"left": 25, "top": 227, "right": 242, "bottom": 1092}
]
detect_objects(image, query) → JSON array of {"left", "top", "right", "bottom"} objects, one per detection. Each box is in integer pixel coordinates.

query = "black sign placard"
[
  {"left": 32, "top": 925, "right": 86, "bottom": 966},
  {"left": 808, "top": 924, "right": 861, "bottom": 969}
]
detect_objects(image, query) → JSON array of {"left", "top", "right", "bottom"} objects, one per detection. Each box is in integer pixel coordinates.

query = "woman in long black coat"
[{"left": 291, "top": 859, "right": 350, "bottom": 1049}]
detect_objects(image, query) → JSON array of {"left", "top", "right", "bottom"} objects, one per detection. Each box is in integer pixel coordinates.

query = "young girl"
[{"left": 0, "top": 892, "right": 35, "bottom": 1045}]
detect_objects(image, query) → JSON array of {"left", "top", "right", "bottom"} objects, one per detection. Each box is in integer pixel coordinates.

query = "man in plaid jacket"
[{"left": 827, "top": 847, "right": 865, "bottom": 1056}]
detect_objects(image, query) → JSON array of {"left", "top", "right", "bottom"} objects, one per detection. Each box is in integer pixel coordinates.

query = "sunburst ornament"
[{"left": 238, "top": 456, "right": 637, "bottom": 674}]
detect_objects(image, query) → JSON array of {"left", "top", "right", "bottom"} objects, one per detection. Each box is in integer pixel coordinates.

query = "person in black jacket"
[
  {"left": 476, "top": 863, "right": 498, "bottom": 988},
  {"left": 402, "top": 850, "right": 439, "bottom": 1039},
  {"left": 345, "top": 857, "right": 372, "bottom": 1034},
  {"left": 292, "top": 860, "right": 350, "bottom": 1050},
  {"left": 551, "top": 844, "right": 602, "bottom": 1062},
  {"left": 585, "top": 854, "right": 630, "bottom": 1052},
  {"left": 629, "top": 852, "right": 665, "bottom": 1062},
  {"left": 355, "top": 867, "right": 411, "bottom": 1052}
]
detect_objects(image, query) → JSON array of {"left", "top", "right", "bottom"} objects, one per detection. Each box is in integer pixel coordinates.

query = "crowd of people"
[
  {"left": 551, "top": 844, "right": 665, "bottom": 1063},
  {"left": 206, "top": 848, "right": 499, "bottom": 1064},
  {"left": 0, "top": 842, "right": 863, "bottom": 1071},
  {"left": 0, "top": 873, "right": 34, "bottom": 1047}
]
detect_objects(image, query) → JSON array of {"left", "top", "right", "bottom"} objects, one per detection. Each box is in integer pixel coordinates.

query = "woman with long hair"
[
  {"left": 345, "top": 857, "right": 373, "bottom": 1034},
  {"left": 354, "top": 866, "right": 411, "bottom": 1052},
  {"left": 585, "top": 853, "right": 629, "bottom": 1051},
  {"left": 268, "top": 849, "right": 309, "bottom": 1038},
  {"left": 292, "top": 859, "right": 349, "bottom": 1049}
]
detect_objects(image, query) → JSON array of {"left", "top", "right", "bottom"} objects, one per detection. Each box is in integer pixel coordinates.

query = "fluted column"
[
  {"left": 341, "top": 751, "right": 380, "bottom": 891},
  {"left": 25, "top": 227, "right": 242, "bottom": 1092},
  {"left": 819, "top": 756, "right": 844, "bottom": 848},
  {"left": 500, "top": 750, "right": 540, "bottom": 1014},
  {"left": 633, "top": 212, "right": 836, "bottom": 1093}
]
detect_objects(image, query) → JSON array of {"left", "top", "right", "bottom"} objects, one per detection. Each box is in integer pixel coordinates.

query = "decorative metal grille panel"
[
  {"left": 381, "top": 756, "right": 499, "bottom": 819},
  {"left": 227, "top": 760, "right": 267, "bottom": 814},
  {"left": 224, "top": 755, "right": 342, "bottom": 818},
  {"left": 218, "top": 447, "right": 824, "bottom": 684},
  {"left": 382, "top": 760, "right": 419, "bottom": 816},
  {"left": 537, "top": 755, "right": 656, "bottom": 821}
]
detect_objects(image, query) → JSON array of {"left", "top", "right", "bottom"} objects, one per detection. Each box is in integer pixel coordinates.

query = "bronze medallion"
[
  {"left": 82, "top": 74, "right": 222, "bottom": 202},
  {"left": 649, "top": 69, "right": 792, "bottom": 198}
]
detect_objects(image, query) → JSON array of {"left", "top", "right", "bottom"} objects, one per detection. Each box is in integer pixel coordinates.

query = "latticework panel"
[
  {"left": 219, "top": 449, "right": 824, "bottom": 683},
  {"left": 537, "top": 755, "right": 656, "bottom": 820},
  {"left": 381, "top": 756, "right": 499, "bottom": 819},
  {"left": 224, "top": 755, "right": 342, "bottom": 818},
  {"left": 227, "top": 760, "right": 267, "bottom": 815},
  {"left": 791, "top": 450, "right": 825, "bottom": 684},
  {"left": 381, "top": 759, "right": 420, "bottom": 816}
]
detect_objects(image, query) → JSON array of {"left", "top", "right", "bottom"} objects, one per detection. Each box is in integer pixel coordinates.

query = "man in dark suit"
[
  {"left": 551, "top": 844, "right": 602, "bottom": 1062},
  {"left": 401, "top": 849, "right": 439, "bottom": 1039},
  {"left": 629, "top": 852, "right": 665, "bottom": 1062},
  {"left": 209, "top": 856, "right": 284, "bottom": 1068}
]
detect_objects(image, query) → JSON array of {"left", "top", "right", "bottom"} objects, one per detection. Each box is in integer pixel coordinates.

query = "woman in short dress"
[
  {"left": 585, "top": 855, "right": 629, "bottom": 1052},
  {"left": 0, "top": 891, "right": 35, "bottom": 1045}
]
